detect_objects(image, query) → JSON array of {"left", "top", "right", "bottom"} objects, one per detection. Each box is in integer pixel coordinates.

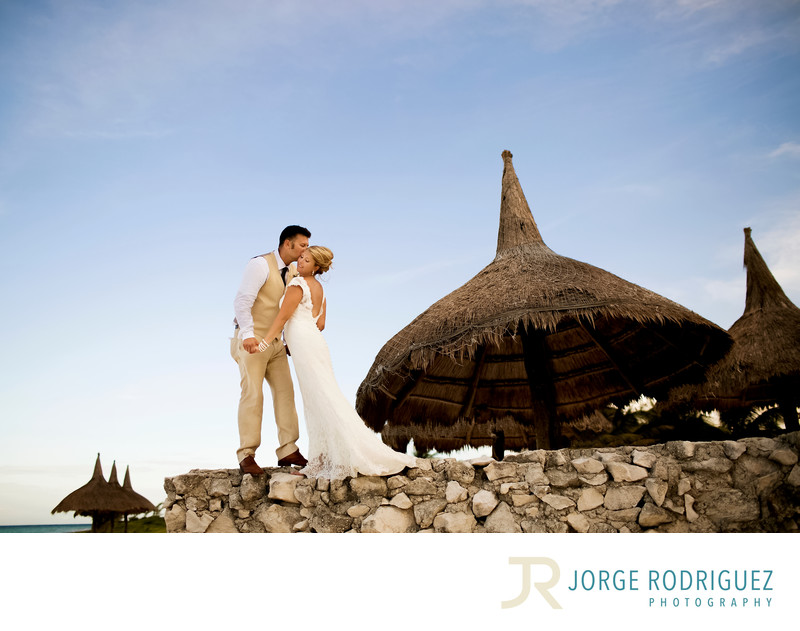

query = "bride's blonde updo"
[{"left": 307, "top": 245, "right": 334, "bottom": 275}]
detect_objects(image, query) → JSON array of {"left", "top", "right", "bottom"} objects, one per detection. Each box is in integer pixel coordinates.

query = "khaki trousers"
[{"left": 230, "top": 334, "right": 300, "bottom": 463}]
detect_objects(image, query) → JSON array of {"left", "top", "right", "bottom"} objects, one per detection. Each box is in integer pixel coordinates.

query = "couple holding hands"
[{"left": 231, "top": 225, "right": 415, "bottom": 480}]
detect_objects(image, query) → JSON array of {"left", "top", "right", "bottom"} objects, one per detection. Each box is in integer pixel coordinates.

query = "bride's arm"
[{"left": 258, "top": 286, "right": 303, "bottom": 351}]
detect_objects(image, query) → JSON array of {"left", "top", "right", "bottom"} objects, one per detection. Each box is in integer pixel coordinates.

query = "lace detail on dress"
[
  {"left": 282, "top": 276, "right": 416, "bottom": 480},
  {"left": 285, "top": 276, "right": 324, "bottom": 323}
]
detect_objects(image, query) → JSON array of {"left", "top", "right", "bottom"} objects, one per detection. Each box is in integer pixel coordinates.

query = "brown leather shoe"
[
  {"left": 277, "top": 450, "right": 308, "bottom": 467},
  {"left": 239, "top": 455, "right": 264, "bottom": 475}
]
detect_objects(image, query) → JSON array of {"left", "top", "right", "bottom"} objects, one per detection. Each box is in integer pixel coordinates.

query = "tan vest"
[{"left": 251, "top": 253, "right": 296, "bottom": 338}]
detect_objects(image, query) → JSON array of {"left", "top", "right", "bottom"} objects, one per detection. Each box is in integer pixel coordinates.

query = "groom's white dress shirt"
[{"left": 233, "top": 249, "right": 289, "bottom": 340}]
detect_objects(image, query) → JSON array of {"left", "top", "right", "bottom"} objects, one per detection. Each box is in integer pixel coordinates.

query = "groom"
[{"left": 231, "top": 225, "right": 311, "bottom": 475}]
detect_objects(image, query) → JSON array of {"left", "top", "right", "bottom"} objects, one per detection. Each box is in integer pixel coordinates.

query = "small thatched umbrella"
[
  {"left": 52, "top": 454, "right": 130, "bottom": 532},
  {"left": 107, "top": 461, "right": 156, "bottom": 532},
  {"left": 356, "top": 150, "right": 732, "bottom": 453},
  {"left": 121, "top": 465, "right": 156, "bottom": 527},
  {"left": 670, "top": 227, "right": 800, "bottom": 431}
]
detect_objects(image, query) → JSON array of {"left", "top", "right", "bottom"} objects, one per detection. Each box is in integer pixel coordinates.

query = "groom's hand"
[{"left": 243, "top": 337, "right": 260, "bottom": 354}]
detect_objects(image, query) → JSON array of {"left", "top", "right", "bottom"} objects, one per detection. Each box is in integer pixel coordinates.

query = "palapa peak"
[
  {"left": 743, "top": 227, "right": 795, "bottom": 315},
  {"left": 91, "top": 453, "right": 103, "bottom": 480},
  {"left": 108, "top": 460, "right": 120, "bottom": 486},
  {"left": 496, "top": 149, "right": 544, "bottom": 258}
]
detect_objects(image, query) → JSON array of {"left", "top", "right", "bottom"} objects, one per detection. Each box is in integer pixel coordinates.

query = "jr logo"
[{"left": 502, "top": 557, "right": 562, "bottom": 609}]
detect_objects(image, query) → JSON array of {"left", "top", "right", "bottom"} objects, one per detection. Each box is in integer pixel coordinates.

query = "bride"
[{"left": 258, "top": 245, "right": 417, "bottom": 480}]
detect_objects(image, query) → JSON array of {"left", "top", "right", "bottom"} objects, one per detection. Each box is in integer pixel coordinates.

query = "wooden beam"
[
  {"left": 459, "top": 344, "right": 488, "bottom": 419},
  {"left": 388, "top": 369, "right": 423, "bottom": 416},
  {"left": 578, "top": 321, "right": 643, "bottom": 398},
  {"left": 520, "top": 326, "right": 557, "bottom": 450}
]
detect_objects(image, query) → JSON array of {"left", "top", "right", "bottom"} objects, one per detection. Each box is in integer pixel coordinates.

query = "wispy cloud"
[
  {"left": 703, "top": 29, "right": 772, "bottom": 65},
  {"left": 61, "top": 128, "right": 174, "bottom": 141},
  {"left": 605, "top": 183, "right": 662, "bottom": 197},
  {"left": 754, "top": 210, "right": 800, "bottom": 298},
  {"left": 769, "top": 141, "right": 800, "bottom": 159}
]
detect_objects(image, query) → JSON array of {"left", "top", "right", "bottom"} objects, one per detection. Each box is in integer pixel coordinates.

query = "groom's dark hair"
[{"left": 279, "top": 225, "right": 311, "bottom": 245}]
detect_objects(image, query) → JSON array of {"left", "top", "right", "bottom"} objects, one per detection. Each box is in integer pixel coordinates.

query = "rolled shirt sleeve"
[{"left": 233, "top": 256, "right": 269, "bottom": 340}]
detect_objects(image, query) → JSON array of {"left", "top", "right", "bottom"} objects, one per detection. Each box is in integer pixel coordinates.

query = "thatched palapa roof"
[
  {"left": 356, "top": 150, "right": 732, "bottom": 452},
  {"left": 51, "top": 454, "right": 134, "bottom": 517},
  {"left": 122, "top": 465, "right": 156, "bottom": 514},
  {"left": 670, "top": 227, "right": 800, "bottom": 429},
  {"left": 52, "top": 454, "right": 156, "bottom": 532}
]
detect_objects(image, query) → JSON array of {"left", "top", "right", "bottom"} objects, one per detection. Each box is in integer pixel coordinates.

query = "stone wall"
[{"left": 164, "top": 432, "right": 800, "bottom": 533}]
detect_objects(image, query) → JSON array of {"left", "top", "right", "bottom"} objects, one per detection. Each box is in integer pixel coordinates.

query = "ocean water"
[{"left": 0, "top": 524, "right": 91, "bottom": 533}]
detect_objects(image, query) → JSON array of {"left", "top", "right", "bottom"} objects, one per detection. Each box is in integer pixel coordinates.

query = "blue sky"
[{"left": 0, "top": 0, "right": 798, "bottom": 525}]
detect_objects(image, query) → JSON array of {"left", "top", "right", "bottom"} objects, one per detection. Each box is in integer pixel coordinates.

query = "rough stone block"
[
  {"left": 186, "top": 510, "right": 214, "bottom": 533},
  {"left": 268, "top": 473, "right": 302, "bottom": 503},
  {"left": 546, "top": 451, "right": 569, "bottom": 468},
  {"left": 445, "top": 461, "right": 475, "bottom": 485},
  {"left": 240, "top": 474, "right": 267, "bottom": 502},
  {"left": 512, "top": 494, "right": 538, "bottom": 508},
  {"left": 433, "top": 512, "right": 476, "bottom": 533},
  {"left": 294, "top": 484, "right": 317, "bottom": 508},
  {"left": 696, "top": 489, "right": 760, "bottom": 526},
  {"left": 347, "top": 504, "right": 371, "bottom": 518},
  {"left": 499, "top": 481, "right": 528, "bottom": 494},
  {"left": 404, "top": 478, "right": 438, "bottom": 496},
  {"left": 645, "top": 478, "right": 668, "bottom": 507},
  {"left": 638, "top": 503, "right": 673, "bottom": 528},
  {"left": 165, "top": 504, "right": 186, "bottom": 532},
  {"left": 578, "top": 472, "right": 609, "bottom": 486},
  {"left": 787, "top": 464, "right": 800, "bottom": 487},
  {"left": 350, "top": 476, "right": 388, "bottom": 497},
  {"left": 185, "top": 496, "right": 208, "bottom": 512},
  {"left": 743, "top": 437, "right": 778, "bottom": 457},
  {"left": 632, "top": 450, "right": 658, "bottom": 469},
  {"left": 445, "top": 481, "right": 468, "bottom": 503},
  {"left": 309, "top": 506, "right": 353, "bottom": 533},
  {"left": 571, "top": 457, "right": 605, "bottom": 474},
  {"left": 684, "top": 494, "right": 699, "bottom": 522},
  {"left": 329, "top": 479, "right": 350, "bottom": 502},
  {"left": 723, "top": 441, "right": 747, "bottom": 460},
  {"left": 205, "top": 478, "right": 233, "bottom": 498},
  {"left": 567, "top": 512, "right": 591, "bottom": 533},
  {"left": 770, "top": 448, "right": 798, "bottom": 466},
  {"left": 606, "top": 507, "right": 641, "bottom": 524},
  {"left": 523, "top": 463, "right": 550, "bottom": 486},
  {"left": 361, "top": 506, "right": 416, "bottom": 533},
  {"left": 667, "top": 441, "right": 696, "bottom": 460},
  {"left": 206, "top": 509, "right": 238, "bottom": 533},
  {"left": 387, "top": 475, "right": 409, "bottom": 490},
  {"left": 577, "top": 488, "right": 605, "bottom": 512},
  {"left": 606, "top": 462, "right": 648, "bottom": 482},
  {"left": 255, "top": 503, "right": 302, "bottom": 533},
  {"left": 389, "top": 492, "right": 413, "bottom": 510},
  {"left": 541, "top": 494, "right": 576, "bottom": 511},
  {"left": 604, "top": 486, "right": 646, "bottom": 511},
  {"left": 172, "top": 473, "right": 210, "bottom": 496},
  {"left": 485, "top": 502, "right": 521, "bottom": 533},
  {"left": 414, "top": 498, "right": 448, "bottom": 528},
  {"left": 485, "top": 462, "right": 518, "bottom": 481},
  {"left": 472, "top": 489, "right": 499, "bottom": 517},
  {"left": 546, "top": 469, "right": 580, "bottom": 487},
  {"left": 681, "top": 458, "right": 733, "bottom": 473}
]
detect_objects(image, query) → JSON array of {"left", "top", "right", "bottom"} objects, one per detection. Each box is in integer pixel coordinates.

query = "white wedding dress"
[{"left": 282, "top": 276, "right": 417, "bottom": 479}]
